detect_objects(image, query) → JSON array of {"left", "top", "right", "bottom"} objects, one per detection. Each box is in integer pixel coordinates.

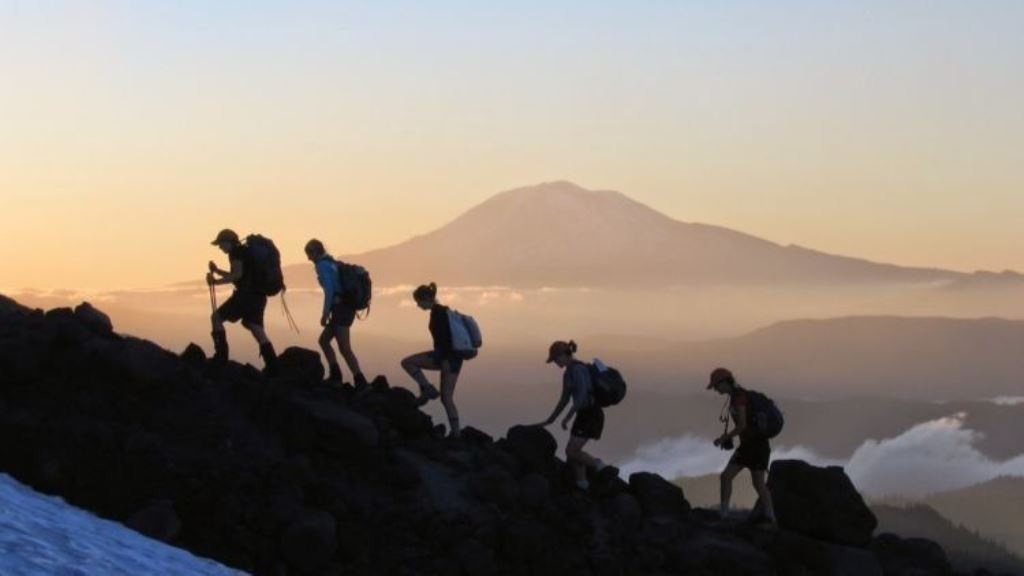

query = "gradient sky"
[{"left": 2, "top": 1, "right": 1022, "bottom": 290}]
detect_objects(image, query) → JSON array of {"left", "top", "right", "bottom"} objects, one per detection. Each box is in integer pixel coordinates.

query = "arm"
[
  {"left": 210, "top": 259, "right": 244, "bottom": 286},
  {"left": 561, "top": 363, "right": 591, "bottom": 429},
  {"left": 315, "top": 260, "right": 336, "bottom": 321},
  {"left": 718, "top": 405, "right": 748, "bottom": 443},
  {"left": 534, "top": 382, "right": 571, "bottom": 427}
]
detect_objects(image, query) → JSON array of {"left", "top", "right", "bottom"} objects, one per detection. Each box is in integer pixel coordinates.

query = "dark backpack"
[
  {"left": 245, "top": 234, "right": 285, "bottom": 296},
  {"left": 587, "top": 361, "right": 628, "bottom": 408},
  {"left": 744, "top": 389, "right": 784, "bottom": 439},
  {"left": 336, "top": 261, "right": 372, "bottom": 314}
]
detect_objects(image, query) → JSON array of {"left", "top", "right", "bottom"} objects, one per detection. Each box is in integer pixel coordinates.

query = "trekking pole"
[{"left": 281, "top": 290, "right": 300, "bottom": 335}]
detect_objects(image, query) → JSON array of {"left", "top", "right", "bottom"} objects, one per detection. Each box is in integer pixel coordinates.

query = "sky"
[{"left": 2, "top": 1, "right": 1023, "bottom": 291}]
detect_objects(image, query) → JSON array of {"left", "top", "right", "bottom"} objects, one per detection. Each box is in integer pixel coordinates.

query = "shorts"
[
  {"left": 329, "top": 302, "right": 357, "bottom": 328},
  {"left": 217, "top": 291, "right": 267, "bottom": 326},
  {"left": 571, "top": 406, "right": 605, "bottom": 441},
  {"left": 729, "top": 435, "right": 771, "bottom": 472},
  {"left": 429, "top": 351, "right": 464, "bottom": 375}
]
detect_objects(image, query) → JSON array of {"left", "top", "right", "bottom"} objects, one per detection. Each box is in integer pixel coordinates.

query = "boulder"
[
  {"left": 770, "top": 530, "right": 883, "bottom": 576},
  {"left": 768, "top": 460, "right": 878, "bottom": 547},
  {"left": 74, "top": 302, "right": 113, "bottom": 335},
  {"left": 870, "top": 533, "right": 953, "bottom": 576},
  {"left": 180, "top": 343, "right": 207, "bottom": 371},
  {"left": 501, "top": 426, "right": 558, "bottom": 475},
  {"left": 628, "top": 472, "right": 691, "bottom": 517},
  {"left": 283, "top": 510, "right": 337, "bottom": 573},
  {"left": 668, "top": 533, "right": 776, "bottom": 575},
  {"left": 292, "top": 398, "right": 379, "bottom": 450},
  {"left": 126, "top": 500, "right": 182, "bottom": 543},
  {"left": 277, "top": 347, "right": 325, "bottom": 385}
]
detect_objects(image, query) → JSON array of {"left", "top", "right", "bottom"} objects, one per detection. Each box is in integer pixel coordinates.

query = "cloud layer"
[{"left": 622, "top": 413, "right": 1024, "bottom": 499}]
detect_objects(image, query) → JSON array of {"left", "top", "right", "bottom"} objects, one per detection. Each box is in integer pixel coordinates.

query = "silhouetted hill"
[
  {"left": 874, "top": 504, "right": 1024, "bottom": 575},
  {"left": 666, "top": 316, "right": 1024, "bottom": 400},
  {"left": 925, "top": 477, "right": 1024, "bottom": 559},
  {"left": 0, "top": 296, "right": 998, "bottom": 575},
  {"left": 285, "top": 181, "right": 982, "bottom": 289}
]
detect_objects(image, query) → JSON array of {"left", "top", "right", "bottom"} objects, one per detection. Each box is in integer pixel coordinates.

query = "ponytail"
[
  {"left": 413, "top": 282, "right": 438, "bottom": 302},
  {"left": 568, "top": 340, "right": 578, "bottom": 355}
]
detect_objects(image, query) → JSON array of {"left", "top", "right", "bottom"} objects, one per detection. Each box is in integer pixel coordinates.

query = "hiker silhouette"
[
  {"left": 304, "top": 239, "right": 369, "bottom": 389},
  {"left": 400, "top": 283, "right": 480, "bottom": 440},
  {"left": 709, "top": 367, "right": 780, "bottom": 529},
  {"left": 207, "top": 229, "right": 280, "bottom": 375},
  {"left": 534, "top": 340, "right": 613, "bottom": 491}
]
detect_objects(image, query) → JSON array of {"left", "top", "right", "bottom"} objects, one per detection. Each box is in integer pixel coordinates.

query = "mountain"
[
  {"left": 924, "top": 477, "right": 1024, "bottom": 559},
  {"left": 0, "top": 296, "right": 992, "bottom": 575},
  {"left": 290, "top": 181, "right": 975, "bottom": 288},
  {"left": 663, "top": 316, "right": 1024, "bottom": 400},
  {"left": 874, "top": 504, "right": 1024, "bottom": 574}
]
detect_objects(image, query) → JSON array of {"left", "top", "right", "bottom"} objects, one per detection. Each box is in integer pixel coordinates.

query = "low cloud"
[{"left": 621, "top": 413, "right": 1024, "bottom": 500}]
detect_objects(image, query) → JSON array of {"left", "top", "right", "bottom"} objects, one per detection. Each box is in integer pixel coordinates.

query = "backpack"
[
  {"left": 587, "top": 359, "right": 628, "bottom": 408},
  {"left": 744, "top": 390, "right": 785, "bottom": 439},
  {"left": 245, "top": 234, "right": 285, "bottom": 296},
  {"left": 447, "top": 309, "right": 482, "bottom": 360},
  {"left": 336, "top": 261, "right": 372, "bottom": 314}
]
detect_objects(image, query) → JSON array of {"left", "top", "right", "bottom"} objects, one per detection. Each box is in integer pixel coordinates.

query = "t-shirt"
[
  {"left": 228, "top": 245, "right": 254, "bottom": 291},
  {"left": 314, "top": 255, "right": 343, "bottom": 315},
  {"left": 564, "top": 361, "right": 593, "bottom": 410},
  {"left": 428, "top": 304, "right": 454, "bottom": 356}
]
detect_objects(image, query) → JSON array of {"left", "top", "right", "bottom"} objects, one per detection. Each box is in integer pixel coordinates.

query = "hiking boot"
[
  {"left": 326, "top": 363, "right": 342, "bottom": 384},
  {"left": 417, "top": 384, "right": 440, "bottom": 406},
  {"left": 353, "top": 372, "right": 369, "bottom": 391},
  {"left": 209, "top": 330, "right": 229, "bottom": 369},
  {"left": 260, "top": 342, "right": 279, "bottom": 377}
]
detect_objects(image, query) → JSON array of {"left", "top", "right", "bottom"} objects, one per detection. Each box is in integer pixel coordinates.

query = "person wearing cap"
[
  {"left": 534, "top": 340, "right": 608, "bottom": 490},
  {"left": 400, "top": 282, "right": 463, "bottom": 439},
  {"left": 708, "top": 367, "right": 777, "bottom": 528},
  {"left": 206, "top": 229, "right": 278, "bottom": 375},
  {"left": 304, "top": 239, "right": 368, "bottom": 389}
]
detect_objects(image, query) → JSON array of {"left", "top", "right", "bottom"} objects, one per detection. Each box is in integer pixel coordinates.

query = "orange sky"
[{"left": 2, "top": 2, "right": 1022, "bottom": 291}]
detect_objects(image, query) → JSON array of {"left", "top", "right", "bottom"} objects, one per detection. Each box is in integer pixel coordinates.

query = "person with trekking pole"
[
  {"left": 207, "top": 229, "right": 280, "bottom": 375},
  {"left": 304, "top": 239, "right": 369, "bottom": 389},
  {"left": 708, "top": 367, "right": 781, "bottom": 529}
]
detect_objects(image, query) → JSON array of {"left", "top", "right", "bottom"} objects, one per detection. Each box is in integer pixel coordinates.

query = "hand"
[
  {"left": 561, "top": 417, "right": 571, "bottom": 431},
  {"left": 714, "top": 435, "right": 727, "bottom": 447},
  {"left": 208, "top": 261, "right": 218, "bottom": 273},
  {"left": 320, "top": 313, "right": 330, "bottom": 327},
  {"left": 206, "top": 272, "right": 215, "bottom": 286}
]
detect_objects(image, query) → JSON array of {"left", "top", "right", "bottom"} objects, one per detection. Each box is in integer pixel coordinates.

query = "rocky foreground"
[{"left": 0, "top": 295, "right": 1011, "bottom": 576}]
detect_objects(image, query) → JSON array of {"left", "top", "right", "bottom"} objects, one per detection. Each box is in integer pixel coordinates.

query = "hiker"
[
  {"left": 709, "top": 367, "right": 779, "bottom": 529},
  {"left": 535, "top": 340, "right": 610, "bottom": 490},
  {"left": 304, "top": 239, "right": 368, "bottom": 389},
  {"left": 206, "top": 229, "right": 279, "bottom": 375},
  {"left": 400, "top": 283, "right": 479, "bottom": 440}
]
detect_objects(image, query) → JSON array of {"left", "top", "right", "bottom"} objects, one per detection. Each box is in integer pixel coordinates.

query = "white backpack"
[{"left": 447, "top": 309, "right": 483, "bottom": 358}]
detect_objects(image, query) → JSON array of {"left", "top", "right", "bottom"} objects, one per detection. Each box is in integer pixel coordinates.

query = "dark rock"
[
  {"left": 668, "top": 533, "right": 776, "bottom": 575},
  {"left": 291, "top": 398, "right": 379, "bottom": 450},
  {"left": 74, "top": 302, "right": 113, "bottom": 335},
  {"left": 519, "top": 473, "right": 551, "bottom": 509},
  {"left": 770, "top": 530, "right": 883, "bottom": 576},
  {"left": 277, "top": 347, "right": 325, "bottom": 385},
  {"left": 608, "top": 493, "right": 643, "bottom": 528},
  {"left": 474, "top": 465, "right": 520, "bottom": 507},
  {"left": 629, "top": 472, "right": 691, "bottom": 517},
  {"left": 283, "top": 510, "right": 337, "bottom": 573},
  {"left": 870, "top": 533, "right": 953, "bottom": 576},
  {"left": 769, "top": 459, "right": 878, "bottom": 547},
  {"left": 180, "top": 343, "right": 207, "bottom": 370},
  {"left": 126, "top": 500, "right": 182, "bottom": 543},
  {"left": 501, "top": 425, "right": 558, "bottom": 476}
]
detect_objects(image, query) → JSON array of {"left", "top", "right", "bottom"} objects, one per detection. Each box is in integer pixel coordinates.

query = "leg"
[
  {"left": 318, "top": 326, "right": 341, "bottom": 381},
  {"left": 243, "top": 320, "right": 270, "bottom": 346},
  {"left": 751, "top": 470, "right": 777, "bottom": 526},
  {"left": 566, "top": 436, "right": 595, "bottom": 488},
  {"left": 439, "top": 362, "right": 460, "bottom": 438},
  {"left": 401, "top": 352, "right": 440, "bottom": 401},
  {"left": 334, "top": 326, "right": 364, "bottom": 381},
  {"left": 720, "top": 463, "right": 743, "bottom": 518}
]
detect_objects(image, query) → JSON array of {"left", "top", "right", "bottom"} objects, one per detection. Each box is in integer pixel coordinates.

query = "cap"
[
  {"left": 211, "top": 229, "right": 240, "bottom": 246},
  {"left": 546, "top": 341, "right": 574, "bottom": 363},
  {"left": 707, "top": 367, "right": 735, "bottom": 389}
]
